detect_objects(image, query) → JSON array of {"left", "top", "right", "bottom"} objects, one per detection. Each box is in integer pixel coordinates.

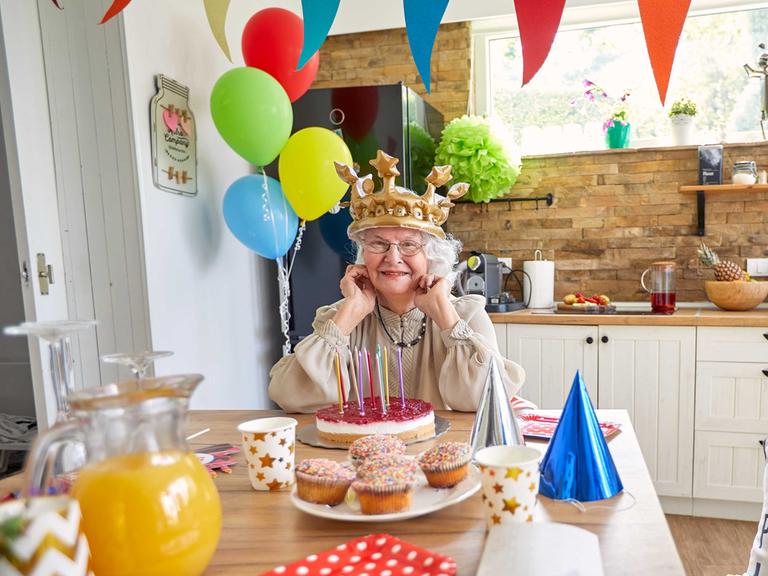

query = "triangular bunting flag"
[
  {"left": 297, "top": 0, "right": 340, "bottom": 70},
  {"left": 514, "top": 0, "right": 566, "bottom": 86},
  {"left": 203, "top": 0, "right": 232, "bottom": 62},
  {"left": 50, "top": 0, "right": 63, "bottom": 9},
  {"left": 403, "top": 0, "right": 450, "bottom": 93},
  {"left": 539, "top": 370, "right": 623, "bottom": 502},
  {"left": 638, "top": 0, "right": 691, "bottom": 105},
  {"left": 99, "top": 0, "right": 133, "bottom": 24}
]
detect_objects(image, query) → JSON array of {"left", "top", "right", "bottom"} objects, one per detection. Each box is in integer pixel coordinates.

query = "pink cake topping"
[
  {"left": 418, "top": 442, "right": 472, "bottom": 470},
  {"left": 352, "top": 455, "right": 418, "bottom": 490},
  {"left": 316, "top": 397, "right": 433, "bottom": 424},
  {"left": 349, "top": 435, "right": 406, "bottom": 461},
  {"left": 295, "top": 458, "right": 355, "bottom": 481}
]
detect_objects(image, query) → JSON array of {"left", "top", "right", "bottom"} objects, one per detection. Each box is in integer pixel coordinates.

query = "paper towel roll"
[{"left": 523, "top": 257, "right": 555, "bottom": 309}]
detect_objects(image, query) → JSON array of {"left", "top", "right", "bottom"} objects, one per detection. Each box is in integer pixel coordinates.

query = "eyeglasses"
[{"left": 363, "top": 239, "right": 425, "bottom": 256}]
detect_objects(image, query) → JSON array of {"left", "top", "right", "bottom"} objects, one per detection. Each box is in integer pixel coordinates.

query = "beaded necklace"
[{"left": 375, "top": 300, "right": 427, "bottom": 349}]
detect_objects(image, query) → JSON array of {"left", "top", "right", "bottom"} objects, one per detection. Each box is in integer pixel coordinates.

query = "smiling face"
[{"left": 361, "top": 228, "right": 428, "bottom": 298}]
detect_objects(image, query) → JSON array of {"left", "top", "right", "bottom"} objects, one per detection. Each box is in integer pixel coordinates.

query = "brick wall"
[
  {"left": 314, "top": 23, "right": 471, "bottom": 122},
  {"left": 317, "top": 26, "right": 768, "bottom": 303},
  {"left": 446, "top": 143, "right": 768, "bottom": 302}
]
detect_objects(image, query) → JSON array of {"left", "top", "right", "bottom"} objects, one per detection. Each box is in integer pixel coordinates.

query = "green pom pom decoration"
[{"left": 435, "top": 115, "right": 521, "bottom": 203}]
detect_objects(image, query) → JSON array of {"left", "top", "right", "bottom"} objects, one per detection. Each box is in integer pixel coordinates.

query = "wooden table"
[{"left": 1, "top": 410, "right": 685, "bottom": 575}]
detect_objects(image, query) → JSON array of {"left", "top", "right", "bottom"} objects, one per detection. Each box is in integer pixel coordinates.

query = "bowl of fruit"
[{"left": 698, "top": 242, "right": 768, "bottom": 311}]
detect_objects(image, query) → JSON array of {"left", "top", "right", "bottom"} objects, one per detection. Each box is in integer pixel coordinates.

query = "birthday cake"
[{"left": 315, "top": 397, "right": 435, "bottom": 444}]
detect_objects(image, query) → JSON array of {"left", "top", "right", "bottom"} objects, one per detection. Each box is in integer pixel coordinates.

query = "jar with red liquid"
[{"left": 641, "top": 261, "right": 676, "bottom": 314}]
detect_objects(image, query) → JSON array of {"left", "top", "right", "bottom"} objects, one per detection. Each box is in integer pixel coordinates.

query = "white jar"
[{"left": 732, "top": 161, "right": 757, "bottom": 185}]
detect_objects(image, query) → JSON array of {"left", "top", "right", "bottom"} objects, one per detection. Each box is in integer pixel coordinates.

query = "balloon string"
[
  {"left": 287, "top": 220, "right": 306, "bottom": 278},
  {"left": 561, "top": 490, "right": 636, "bottom": 513},
  {"left": 277, "top": 255, "right": 292, "bottom": 356}
]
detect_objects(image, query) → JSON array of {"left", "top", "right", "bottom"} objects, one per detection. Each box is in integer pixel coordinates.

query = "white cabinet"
[
  {"left": 693, "top": 327, "right": 768, "bottom": 508},
  {"left": 495, "top": 322, "right": 696, "bottom": 499},
  {"left": 504, "top": 324, "right": 598, "bottom": 409},
  {"left": 598, "top": 326, "right": 696, "bottom": 498}
]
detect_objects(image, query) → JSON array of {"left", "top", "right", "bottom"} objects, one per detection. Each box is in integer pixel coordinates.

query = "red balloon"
[{"left": 242, "top": 8, "right": 319, "bottom": 103}]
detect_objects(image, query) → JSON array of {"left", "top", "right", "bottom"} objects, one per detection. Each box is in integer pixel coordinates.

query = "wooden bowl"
[{"left": 704, "top": 280, "right": 768, "bottom": 311}]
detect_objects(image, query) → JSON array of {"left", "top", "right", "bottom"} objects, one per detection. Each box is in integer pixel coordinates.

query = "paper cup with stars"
[
  {"left": 475, "top": 445, "right": 541, "bottom": 529},
  {"left": 238, "top": 417, "right": 298, "bottom": 491}
]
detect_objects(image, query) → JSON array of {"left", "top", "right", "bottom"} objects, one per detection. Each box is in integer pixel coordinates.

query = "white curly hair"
[{"left": 350, "top": 229, "right": 463, "bottom": 285}]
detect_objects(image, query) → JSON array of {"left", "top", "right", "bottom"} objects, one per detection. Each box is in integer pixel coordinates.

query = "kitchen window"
[{"left": 473, "top": 0, "right": 768, "bottom": 155}]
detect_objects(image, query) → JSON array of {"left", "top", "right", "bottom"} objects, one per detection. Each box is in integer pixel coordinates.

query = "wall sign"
[{"left": 151, "top": 74, "right": 197, "bottom": 197}]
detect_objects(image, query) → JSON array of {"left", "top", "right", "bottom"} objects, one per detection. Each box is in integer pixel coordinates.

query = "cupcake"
[
  {"left": 295, "top": 458, "right": 356, "bottom": 506},
  {"left": 418, "top": 442, "right": 472, "bottom": 488},
  {"left": 348, "top": 434, "right": 406, "bottom": 468},
  {"left": 352, "top": 455, "right": 418, "bottom": 515}
]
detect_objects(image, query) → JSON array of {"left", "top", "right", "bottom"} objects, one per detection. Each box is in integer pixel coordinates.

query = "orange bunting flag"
[
  {"left": 100, "top": 0, "right": 133, "bottom": 24},
  {"left": 514, "top": 0, "right": 566, "bottom": 86},
  {"left": 638, "top": 0, "right": 692, "bottom": 105}
]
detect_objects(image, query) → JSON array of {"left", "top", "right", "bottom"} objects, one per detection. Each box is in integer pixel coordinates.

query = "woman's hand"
[
  {"left": 334, "top": 265, "right": 376, "bottom": 335},
  {"left": 414, "top": 275, "right": 460, "bottom": 331}
]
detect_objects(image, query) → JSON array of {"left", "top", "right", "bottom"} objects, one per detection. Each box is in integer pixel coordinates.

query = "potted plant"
[
  {"left": 668, "top": 97, "right": 697, "bottom": 146},
  {"left": 577, "top": 80, "right": 631, "bottom": 149}
]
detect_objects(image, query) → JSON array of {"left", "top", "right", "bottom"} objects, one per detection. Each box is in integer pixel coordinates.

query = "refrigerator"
[{"left": 273, "top": 83, "right": 444, "bottom": 347}]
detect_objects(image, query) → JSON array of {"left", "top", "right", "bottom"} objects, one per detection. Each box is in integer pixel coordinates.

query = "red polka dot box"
[{"left": 260, "top": 534, "right": 457, "bottom": 576}]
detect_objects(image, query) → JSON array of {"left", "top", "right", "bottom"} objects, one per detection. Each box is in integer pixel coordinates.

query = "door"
[
  {"left": 0, "top": 0, "right": 72, "bottom": 427},
  {"left": 504, "top": 324, "right": 598, "bottom": 409},
  {"left": 597, "top": 325, "right": 695, "bottom": 497}
]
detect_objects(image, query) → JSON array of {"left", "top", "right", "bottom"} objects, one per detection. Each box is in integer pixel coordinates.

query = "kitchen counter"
[{"left": 489, "top": 305, "right": 768, "bottom": 327}]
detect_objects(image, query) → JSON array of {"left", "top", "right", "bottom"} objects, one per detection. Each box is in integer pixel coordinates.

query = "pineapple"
[{"left": 697, "top": 242, "right": 748, "bottom": 281}]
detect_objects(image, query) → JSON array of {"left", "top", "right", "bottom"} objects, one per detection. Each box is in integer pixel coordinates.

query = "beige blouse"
[{"left": 268, "top": 295, "right": 525, "bottom": 413}]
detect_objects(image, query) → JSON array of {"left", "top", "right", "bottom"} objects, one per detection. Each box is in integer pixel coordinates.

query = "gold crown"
[{"left": 334, "top": 150, "right": 469, "bottom": 239}]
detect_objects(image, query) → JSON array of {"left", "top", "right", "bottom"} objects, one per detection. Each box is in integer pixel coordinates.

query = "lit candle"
[
  {"left": 383, "top": 346, "right": 390, "bottom": 406},
  {"left": 335, "top": 351, "right": 343, "bottom": 414},
  {"left": 397, "top": 346, "right": 405, "bottom": 408}
]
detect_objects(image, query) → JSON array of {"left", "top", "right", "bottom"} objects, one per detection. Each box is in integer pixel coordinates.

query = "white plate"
[
  {"left": 290, "top": 465, "right": 481, "bottom": 522},
  {"left": 297, "top": 415, "right": 450, "bottom": 450}
]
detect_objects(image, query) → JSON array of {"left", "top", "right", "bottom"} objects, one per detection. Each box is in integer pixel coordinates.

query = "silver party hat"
[{"left": 470, "top": 356, "right": 524, "bottom": 456}]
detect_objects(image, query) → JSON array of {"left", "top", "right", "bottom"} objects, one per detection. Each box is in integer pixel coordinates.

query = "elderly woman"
[{"left": 268, "top": 150, "right": 525, "bottom": 413}]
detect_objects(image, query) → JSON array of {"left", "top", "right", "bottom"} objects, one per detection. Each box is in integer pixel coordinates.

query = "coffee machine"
[{"left": 455, "top": 252, "right": 525, "bottom": 312}]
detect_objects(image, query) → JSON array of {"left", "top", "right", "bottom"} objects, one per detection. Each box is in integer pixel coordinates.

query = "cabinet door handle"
[
  {"left": 586, "top": 337, "right": 594, "bottom": 344},
  {"left": 601, "top": 335, "right": 609, "bottom": 343},
  {"left": 763, "top": 369, "right": 768, "bottom": 378}
]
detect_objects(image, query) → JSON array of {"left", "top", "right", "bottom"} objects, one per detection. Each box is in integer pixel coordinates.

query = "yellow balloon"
[{"left": 279, "top": 127, "right": 353, "bottom": 221}]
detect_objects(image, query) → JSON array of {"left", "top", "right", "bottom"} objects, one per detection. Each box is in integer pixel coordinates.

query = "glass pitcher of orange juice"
[{"left": 22, "top": 374, "right": 222, "bottom": 576}]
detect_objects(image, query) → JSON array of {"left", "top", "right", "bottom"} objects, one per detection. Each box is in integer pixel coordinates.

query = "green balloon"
[{"left": 210, "top": 67, "right": 293, "bottom": 166}]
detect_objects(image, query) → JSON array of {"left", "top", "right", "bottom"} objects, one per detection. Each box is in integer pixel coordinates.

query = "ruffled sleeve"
[
  {"left": 437, "top": 295, "right": 526, "bottom": 411},
  {"left": 268, "top": 301, "right": 351, "bottom": 413}
]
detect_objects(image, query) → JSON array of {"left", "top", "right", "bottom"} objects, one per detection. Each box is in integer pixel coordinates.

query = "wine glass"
[
  {"left": 4, "top": 320, "right": 97, "bottom": 423},
  {"left": 101, "top": 350, "right": 174, "bottom": 380},
  {"left": 4, "top": 320, "right": 97, "bottom": 483}
]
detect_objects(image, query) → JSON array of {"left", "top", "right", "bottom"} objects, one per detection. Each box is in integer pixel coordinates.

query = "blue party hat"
[{"left": 539, "top": 370, "right": 623, "bottom": 502}]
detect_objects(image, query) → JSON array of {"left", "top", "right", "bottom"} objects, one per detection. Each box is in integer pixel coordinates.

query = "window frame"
[{"left": 472, "top": 0, "right": 768, "bottom": 132}]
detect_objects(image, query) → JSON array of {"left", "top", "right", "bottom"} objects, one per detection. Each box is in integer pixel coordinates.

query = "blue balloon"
[
  {"left": 223, "top": 174, "right": 298, "bottom": 259},
  {"left": 539, "top": 370, "right": 624, "bottom": 502},
  {"left": 318, "top": 206, "right": 356, "bottom": 261}
]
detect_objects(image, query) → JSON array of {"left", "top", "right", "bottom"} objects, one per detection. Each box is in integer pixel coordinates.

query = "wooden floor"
[{"left": 667, "top": 514, "right": 758, "bottom": 576}]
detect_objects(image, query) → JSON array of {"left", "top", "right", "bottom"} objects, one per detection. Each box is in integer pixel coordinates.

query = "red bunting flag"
[
  {"left": 514, "top": 0, "right": 566, "bottom": 86},
  {"left": 100, "top": 0, "right": 133, "bottom": 24},
  {"left": 638, "top": 0, "right": 691, "bottom": 105},
  {"left": 50, "top": 0, "right": 63, "bottom": 8}
]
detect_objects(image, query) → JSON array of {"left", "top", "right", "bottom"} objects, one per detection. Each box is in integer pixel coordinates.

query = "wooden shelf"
[
  {"left": 677, "top": 183, "right": 768, "bottom": 236},
  {"left": 679, "top": 183, "right": 768, "bottom": 193}
]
